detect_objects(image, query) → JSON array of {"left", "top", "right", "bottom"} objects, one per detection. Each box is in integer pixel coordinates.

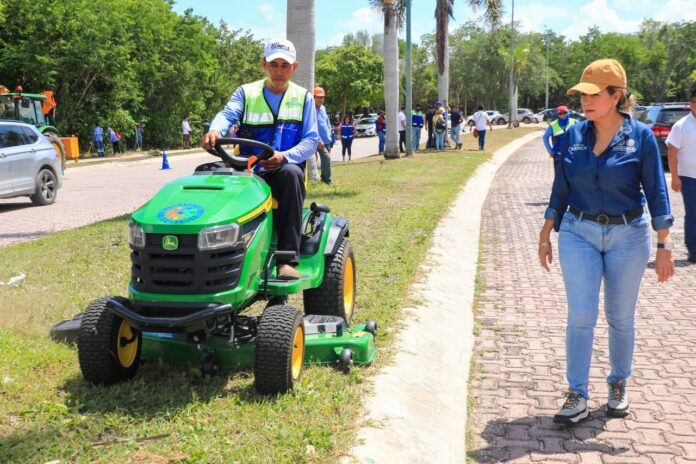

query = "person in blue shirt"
[
  {"left": 376, "top": 110, "right": 386, "bottom": 155},
  {"left": 202, "top": 39, "right": 319, "bottom": 280},
  {"left": 338, "top": 115, "right": 355, "bottom": 161},
  {"left": 538, "top": 59, "right": 675, "bottom": 426},
  {"left": 543, "top": 105, "right": 577, "bottom": 170},
  {"left": 313, "top": 87, "right": 332, "bottom": 184},
  {"left": 411, "top": 103, "right": 424, "bottom": 151},
  {"left": 92, "top": 124, "right": 105, "bottom": 157}
]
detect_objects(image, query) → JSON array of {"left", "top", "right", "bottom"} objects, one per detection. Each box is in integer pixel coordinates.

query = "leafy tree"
[{"left": 315, "top": 45, "right": 383, "bottom": 117}]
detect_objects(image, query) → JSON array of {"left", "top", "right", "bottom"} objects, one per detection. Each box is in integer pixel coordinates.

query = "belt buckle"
[{"left": 596, "top": 213, "right": 609, "bottom": 226}]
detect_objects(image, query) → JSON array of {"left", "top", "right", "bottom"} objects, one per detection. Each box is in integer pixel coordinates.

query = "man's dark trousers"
[
  {"left": 259, "top": 163, "right": 306, "bottom": 266},
  {"left": 399, "top": 130, "right": 406, "bottom": 153},
  {"left": 681, "top": 175, "right": 696, "bottom": 254}
]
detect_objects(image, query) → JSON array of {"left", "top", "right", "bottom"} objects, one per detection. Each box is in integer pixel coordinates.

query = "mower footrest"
[{"left": 303, "top": 315, "right": 346, "bottom": 335}]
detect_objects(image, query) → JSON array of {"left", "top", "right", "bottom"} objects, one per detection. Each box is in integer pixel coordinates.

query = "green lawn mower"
[{"left": 51, "top": 138, "right": 376, "bottom": 394}]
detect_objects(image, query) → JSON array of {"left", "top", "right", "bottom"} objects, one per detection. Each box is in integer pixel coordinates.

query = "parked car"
[
  {"left": 0, "top": 121, "right": 63, "bottom": 205},
  {"left": 514, "top": 108, "right": 538, "bottom": 124},
  {"left": 355, "top": 117, "right": 377, "bottom": 137},
  {"left": 634, "top": 105, "right": 648, "bottom": 120},
  {"left": 466, "top": 110, "right": 507, "bottom": 126},
  {"left": 638, "top": 102, "right": 691, "bottom": 167}
]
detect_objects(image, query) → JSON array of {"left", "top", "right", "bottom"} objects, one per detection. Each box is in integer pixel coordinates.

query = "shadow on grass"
[
  {"left": 310, "top": 189, "right": 359, "bottom": 200},
  {"left": 469, "top": 412, "right": 629, "bottom": 463},
  {"left": 60, "top": 364, "right": 274, "bottom": 419},
  {"left": 0, "top": 201, "right": 35, "bottom": 212}
]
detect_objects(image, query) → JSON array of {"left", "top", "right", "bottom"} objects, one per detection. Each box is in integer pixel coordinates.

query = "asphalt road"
[{"left": 0, "top": 123, "right": 543, "bottom": 248}]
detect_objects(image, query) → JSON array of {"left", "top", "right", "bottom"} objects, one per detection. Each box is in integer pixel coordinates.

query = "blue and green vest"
[
  {"left": 238, "top": 79, "right": 308, "bottom": 156},
  {"left": 550, "top": 118, "right": 577, "bottom": 157}
]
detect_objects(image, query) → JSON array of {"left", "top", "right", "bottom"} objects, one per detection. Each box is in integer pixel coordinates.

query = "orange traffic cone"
[{"left": 161, "top": 150, "right": 171, "bottom": 170}]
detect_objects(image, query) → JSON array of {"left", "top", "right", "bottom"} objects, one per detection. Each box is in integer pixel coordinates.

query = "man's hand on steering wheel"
[
  {"left": 259, "top": 152, "right": 286, "bottom": 170},
  {"left": 201, "top": 130, "right": 221, "bottom": 151}
]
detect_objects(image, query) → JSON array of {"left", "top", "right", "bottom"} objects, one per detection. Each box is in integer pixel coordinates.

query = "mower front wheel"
[
  {"left": 254, "top": 305, "right": 305, "bottom": 395},
  {"left": 303, "top": 239, "right": 356, "bottom": 325},
  {"left": 78, "top": 296, "right": 142, "bottom": 385}
]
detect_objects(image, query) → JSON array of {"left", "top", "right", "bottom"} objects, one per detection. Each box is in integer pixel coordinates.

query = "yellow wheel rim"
[
  {"left": 343, "top": 256, "right": 355, "bottom": 320},
  {"left": 291, "top": 325, "right": 305, "bottom": 381},
  {"left": 117, "top": 320, "right": 138, "bottom": 368}
]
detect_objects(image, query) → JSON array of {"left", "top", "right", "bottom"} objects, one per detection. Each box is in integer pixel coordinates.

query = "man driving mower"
[{"left": 201, "top": 38, "right": 319, "bottom": 280}]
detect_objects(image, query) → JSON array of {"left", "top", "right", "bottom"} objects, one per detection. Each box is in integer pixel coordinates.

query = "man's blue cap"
[{"left": 435, "top": 101, "right": 443, "bottom": 106}]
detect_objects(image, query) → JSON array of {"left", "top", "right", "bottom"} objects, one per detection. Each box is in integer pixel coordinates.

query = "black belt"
[{"left": 568, "top": 206, "right": 644, "bottom": 226}]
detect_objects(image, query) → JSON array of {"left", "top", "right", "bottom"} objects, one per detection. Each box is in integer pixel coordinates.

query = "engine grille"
[{"left": 130, "top": 233, "right": 245, "bottom": 294}]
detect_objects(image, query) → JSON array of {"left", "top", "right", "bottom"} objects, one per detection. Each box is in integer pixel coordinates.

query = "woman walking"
[
  {"left": 538, "top": 59, "right": 674, "bottom": 425},
  {"left": 339, "top": 115, "right": 356, "bottom": 161}
]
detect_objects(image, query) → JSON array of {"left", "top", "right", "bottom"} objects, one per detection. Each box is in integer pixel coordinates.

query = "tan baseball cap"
[{"left": 567, "top": 59, "right": 627, "bottom": 95}]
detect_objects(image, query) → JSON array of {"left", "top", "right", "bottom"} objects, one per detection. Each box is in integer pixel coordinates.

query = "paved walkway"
[{"left": 469, "top": 138, "right": 696, "bottom": 463}]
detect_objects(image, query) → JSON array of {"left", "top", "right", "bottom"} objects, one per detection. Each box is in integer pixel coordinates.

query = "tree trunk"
[
  {"left": 383, "top": 0, "right": 400, "bottom": 159},
  {"left": 287, "top": 0, "right": 320, "bottom": 180},
  {"left": 437, "top": 27, "right": 449, "bottom": 103}
]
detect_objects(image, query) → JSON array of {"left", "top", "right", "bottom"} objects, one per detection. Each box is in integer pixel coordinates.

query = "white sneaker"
[
  {"left": 553, "top": 389, "right": 590, "bottom": 425},
  {"left": 607, "top": 381, "right": 629, "bottom": 417}
]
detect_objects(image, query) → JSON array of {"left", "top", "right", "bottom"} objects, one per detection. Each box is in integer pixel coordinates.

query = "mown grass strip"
[{"left": 0, "top": 128, "right": 537, "bottom": 463}]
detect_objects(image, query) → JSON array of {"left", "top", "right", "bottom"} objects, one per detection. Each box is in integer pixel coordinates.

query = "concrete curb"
[
  {"left": 350, "top": 131, "right": 543, "bottom": 464},
  {"left": 64, "top": 148, "right": 207, "bottom": 169}
]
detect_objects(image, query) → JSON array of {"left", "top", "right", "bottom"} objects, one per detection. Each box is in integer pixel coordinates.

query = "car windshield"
[
  {"left": 358, "top": 118, "right": 376, "bottom": 125},
  {"left": 656, "top": 108, "right": 689, "bottom": 125}
]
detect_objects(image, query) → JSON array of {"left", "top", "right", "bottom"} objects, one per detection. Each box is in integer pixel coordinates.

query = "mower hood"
[{"left": 132, "top": 174, "right": 271, "bottom": 233}]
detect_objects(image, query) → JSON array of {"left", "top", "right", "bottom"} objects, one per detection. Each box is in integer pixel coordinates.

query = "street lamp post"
[
  {"left": 545, "top": 28, "right": 550, "bottom": 110},
  {"left": 507, "top": 0, "right": 515, "bottom": 129},
  {"left": 405, "top": 0, "right": 413, "bottom": 156}
]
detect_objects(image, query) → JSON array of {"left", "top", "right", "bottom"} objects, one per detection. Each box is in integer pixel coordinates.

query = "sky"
[{"left": 171, "top": 0, "right": 695, "bottom": 48}]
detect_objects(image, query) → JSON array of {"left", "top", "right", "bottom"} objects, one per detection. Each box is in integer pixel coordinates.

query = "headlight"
[
  {"left": 198, "top": 223, "right": 240, "bottom": 250},
  {"left": 128, "top": 222, "right": 145, "bottom": 248}
]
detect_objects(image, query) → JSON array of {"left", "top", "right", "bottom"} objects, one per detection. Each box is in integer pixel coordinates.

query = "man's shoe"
[
  {"left": 607, "top": 381, "right": 630, "bottom": 417},
  {"left": 688, "top": 252, "right": 696, "bottom": 263},
  {"left": 553, "top": 389, "right": 589, "bottom": 425},
  {"left": 277, "top": 264, "right": 301, "bottom": 280}
]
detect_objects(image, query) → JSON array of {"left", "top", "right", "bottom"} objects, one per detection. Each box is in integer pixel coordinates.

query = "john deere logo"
[{"left": 162, "top": 235, "right": 179, "bottom": 251}]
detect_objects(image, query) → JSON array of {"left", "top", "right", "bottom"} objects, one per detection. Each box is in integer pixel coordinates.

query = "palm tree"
[
  {"left": 370, "top": 0, "right": 406, "bottom": 159},
  {"left": 286, "top": 0, "right": 320, "bottom": 180},
  {"left": 435, "top": 0, "right": 503, "bottom": 103}
]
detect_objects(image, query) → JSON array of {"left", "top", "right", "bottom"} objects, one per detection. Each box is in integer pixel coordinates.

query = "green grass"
[{"left": 0, "top": 128, "right": 538, "bottom": 463}]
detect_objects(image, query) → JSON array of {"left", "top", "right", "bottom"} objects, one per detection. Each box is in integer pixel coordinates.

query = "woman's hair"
[
  {"left": 607, "top": 86, "right": 636, "bottom": 115},
  {"left": 343, "top": 115, "right": 352, "bottom": 123}
]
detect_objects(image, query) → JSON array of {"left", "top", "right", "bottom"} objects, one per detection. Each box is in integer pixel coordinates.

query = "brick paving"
[{"left": 469, "top": 138, "right": 696, "bottom": 463}]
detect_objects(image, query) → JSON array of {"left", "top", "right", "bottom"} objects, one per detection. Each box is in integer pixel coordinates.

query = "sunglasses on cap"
[{"left": 558, "top": 111, "right": 568, "bottom": 115}]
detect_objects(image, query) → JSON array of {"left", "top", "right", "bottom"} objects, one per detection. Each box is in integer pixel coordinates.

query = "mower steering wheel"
[{"left": 207, "top": 137, "right": 275, "bottom": 171}]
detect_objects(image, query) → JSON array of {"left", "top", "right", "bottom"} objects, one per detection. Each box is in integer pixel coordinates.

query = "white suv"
[{"left": 0, "top": 122, "right": 63, "bottom": 205}]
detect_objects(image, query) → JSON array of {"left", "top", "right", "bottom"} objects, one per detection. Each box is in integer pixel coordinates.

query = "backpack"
[{"left": 435, "top": 117, "right": 447, "bottom": 132}]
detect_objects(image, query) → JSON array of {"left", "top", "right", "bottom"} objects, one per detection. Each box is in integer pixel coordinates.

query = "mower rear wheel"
[
  {"left": 44, "top": 131, "right": 66, "bottom": 173},
  {"left": 303, "top": 239, "right": 356, "bottom": 325},
  {"left": 78, "top": 296, "right": 142, "bottom": 385},
  {"left": 254, "top": 305, "right": 305, "bottom": 395}
]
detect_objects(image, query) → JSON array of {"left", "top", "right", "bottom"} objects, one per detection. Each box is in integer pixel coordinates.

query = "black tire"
[
  {"left": 30, "top": 168, "right": 58, "bottom": 206},
  {"left": 522, "top": 117, "right": 531, "bottom": 124},
  {"left": 303, "top": 239, "right": 356, "bottom": 325},
  {"left": 44, "top": 131, "right": 66, "bottom": 173},
  {"left": 365, "top": 320, "right": 378, "bottom": 337},
  {"left": 468, "top": 120, "right": 475, "bottom": 127},
  {"left": 78, "top": 296, "right": 142, "bottom": 385},
  {"left": 338, "top": 348, "right": 353, "bottom": 374},
  {"left": 254, "top": 305, "right": 305, "bottom": 395},
  {"left": 201, "top": 353, "right": 220, "bottom": 378},
  {"left": 496, "top": 118, "right": 505, "bottom": 125}
]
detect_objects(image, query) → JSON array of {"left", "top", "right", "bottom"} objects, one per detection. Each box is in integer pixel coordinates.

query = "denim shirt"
[{"left": 544, "top": 116, "right": 673, "bottom": 232}]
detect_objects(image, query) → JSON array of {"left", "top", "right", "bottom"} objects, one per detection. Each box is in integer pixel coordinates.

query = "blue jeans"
[
  {"left": 133, "top": 134, "right": 143, "bottom": 151},
  {"left": 680, "top": 175, "right": 696, "bottom": 252},
  {"left": 412, "top": 127, "right": 421, "bottom": 150},
  {"left": 377, "top": 131, "right": 385, "bottom": 153},
  {"left": 477, "top": 129, "right": 486, "bottom": 149},
  {"left": 435, "top": 131, "right": 445, "bottom": 150},
  {"left": 558, "top": 212, "right": 651, "bottom": 398},
  {"left": 450, "top": 124, "right": 461, "bottom": 147}
]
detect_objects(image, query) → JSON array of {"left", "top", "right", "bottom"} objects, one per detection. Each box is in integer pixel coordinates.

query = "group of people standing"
[{"left": 91, "top": 124, "right": 139, "bottom": 157}]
